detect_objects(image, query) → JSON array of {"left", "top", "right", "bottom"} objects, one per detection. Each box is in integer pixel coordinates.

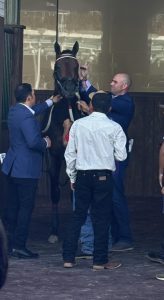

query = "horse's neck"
[{"left": 53, "top": 81, "right": 60, "bottom": 96}]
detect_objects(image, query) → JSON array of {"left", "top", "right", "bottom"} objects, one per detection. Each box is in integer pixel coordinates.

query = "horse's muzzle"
[{"left": 58, "top": 78, "right": 79, "bottom": 98}]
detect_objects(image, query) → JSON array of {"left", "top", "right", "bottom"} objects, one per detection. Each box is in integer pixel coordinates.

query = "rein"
[
  {"left": 55, "top": 78, "right": 79, "bottom": 100},
  {"left": 42, "top": 105, "right": 55, "bottom": 133}
]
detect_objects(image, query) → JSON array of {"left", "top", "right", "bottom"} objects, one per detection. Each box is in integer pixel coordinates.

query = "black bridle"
[
  {"left": 54, "top": 54, "right": 79, "bottom": 98},
  {"left": 53, "top": 41, "right": 80, "bottom": 98}
]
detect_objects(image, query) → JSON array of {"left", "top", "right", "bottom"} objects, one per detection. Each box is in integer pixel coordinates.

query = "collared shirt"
[
  {"left": 65, "top": 112, "right": 127, "bottom": 183},
  {"left": 46, "top": 99, "right": 54, "bottom": 107},
  {"left": 85, "top": 80, "right": 92, "bottom": 90},
  {"left": 20, "top": 103, "right": 35, "bottom": 114}
]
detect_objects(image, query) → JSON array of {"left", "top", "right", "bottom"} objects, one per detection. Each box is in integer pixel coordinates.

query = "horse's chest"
[{"left": 53, "top": 99, "right": 81, "bottom": 123}]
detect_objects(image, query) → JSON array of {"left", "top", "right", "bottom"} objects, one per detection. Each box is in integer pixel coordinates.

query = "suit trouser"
[
  {"left": 5, "top": 176, "right": 38, "bottom": 249},
  {"left": 111, "top": 159, "right": 132, "bottom": 244},
  {"left": 63, "top": 170, "right": 113, "bottom": 265}
]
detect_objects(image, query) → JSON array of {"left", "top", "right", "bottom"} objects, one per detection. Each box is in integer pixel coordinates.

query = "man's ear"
[
  {"left": 123, "top": 83, "right": 128, "bottom": 91},
  {"left": 89, "top": 92, "right": 95, "bottom": 101},
  {"left": 26, "top": 95, "right": 32, "bottom": 103},
  {"left": 89, "top": 101, "right": 93, "bottom": 113}
]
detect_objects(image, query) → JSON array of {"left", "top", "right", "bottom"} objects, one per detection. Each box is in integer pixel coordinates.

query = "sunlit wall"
[{"left": 20, "top": 0, "right": 164, "bottom": 92}]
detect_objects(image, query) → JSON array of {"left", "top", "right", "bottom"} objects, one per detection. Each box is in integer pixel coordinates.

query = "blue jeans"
[
  {"left": 80, "top": 214, "right": 112, "bottom": 254},
  {"left": 72, "top": 192, "right": 94, "bottom": 254},
  {"left": 80, "top": 213, "right": 94, "bottom": 254},
  {"left": 111, "top": 159, "right": 133, "bottom": 244}
]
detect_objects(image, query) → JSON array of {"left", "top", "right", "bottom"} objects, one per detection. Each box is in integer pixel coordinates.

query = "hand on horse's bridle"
[
  {"left": 79, "top": 64, "right": 88, "bottom": 81},
  {"left": 76, "top": 100, "right": 90, "bottom": 115},
  {"left": 50, "top": 95, "right": 63, "bottom": 104}
]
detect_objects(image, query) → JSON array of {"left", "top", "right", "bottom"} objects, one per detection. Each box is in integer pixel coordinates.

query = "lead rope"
[
  {"left": 68, "top": 91, "right": 81, "bottom": 122},
  {"left": 42, "top": 105, "right": 55, "bottom": 133}
]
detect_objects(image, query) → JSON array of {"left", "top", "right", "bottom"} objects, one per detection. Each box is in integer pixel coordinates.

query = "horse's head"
[{"left": 53, "top": 41, "right": 79, "bottom": 98}]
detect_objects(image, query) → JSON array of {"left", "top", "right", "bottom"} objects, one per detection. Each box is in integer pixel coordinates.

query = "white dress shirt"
[
  {"left": 19, "top": 103, "right": 35, "bottom": 115},
  {"left": 64, "top": 112, "right": 127, "bottom": 183}
]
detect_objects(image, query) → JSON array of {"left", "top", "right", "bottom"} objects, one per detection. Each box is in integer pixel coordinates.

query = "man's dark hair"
[
  {"left": 14, "top": 83, "right": 32, "bottom": 103},
  {"left": 92, "top": 92, "right": 111, "bottom": 114}
]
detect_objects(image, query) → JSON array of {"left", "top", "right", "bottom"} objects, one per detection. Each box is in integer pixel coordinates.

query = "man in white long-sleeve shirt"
[{"left": 63, "top": 92, "right": 127, "bottom": 270}]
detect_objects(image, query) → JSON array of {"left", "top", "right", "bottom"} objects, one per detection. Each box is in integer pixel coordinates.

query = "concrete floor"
[{"left": 1, "top": 196, "right": 164, "bottom": 300}]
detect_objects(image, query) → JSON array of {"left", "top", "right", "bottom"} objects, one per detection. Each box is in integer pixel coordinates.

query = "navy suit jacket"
[
  {"left": 2, "top": 102, "right": 49, "bottom": 179},
  {"left": 86, "top": 85, "right": 135, "bottom": 136}
]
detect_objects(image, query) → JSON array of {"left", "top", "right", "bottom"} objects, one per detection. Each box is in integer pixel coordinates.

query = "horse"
[{"left": 42, "top": 41, "right": 87, "bottom": 243}]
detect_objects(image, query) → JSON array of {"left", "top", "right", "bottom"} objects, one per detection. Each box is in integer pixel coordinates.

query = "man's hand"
[
  {"left": 159, "top": 173, "right": 163, "bottom": 188},
  {"left": 159, "top": 143, "right": 164, "bottom": 188},
  {"left": 79, "top": 65, "right": 88, "bottom": 81},
  {"left": 161, "top": 186, "right": 164, "bottom": 194},
  {"left": 44, "top": 136, "right": 51, "bottom": 148},
  {"left": 77, "top": 100, "right": 90, "bottom": 114},
  {"left": 50, "top": 95, "right": 62, "bottom": 104},
  {"left": 70, "top": 182, "right": 75, "bottom": 191}
]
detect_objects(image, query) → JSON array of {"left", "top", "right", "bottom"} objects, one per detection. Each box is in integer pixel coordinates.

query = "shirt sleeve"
[
  {"left": 45, "top": 99, "right": 53, "bottom": 107},
  {"left": 64, "top": 123, "right": 77, "bottom": 183},
  {"left": 113, "top": 124, "right": 127, "bottom": 161}
]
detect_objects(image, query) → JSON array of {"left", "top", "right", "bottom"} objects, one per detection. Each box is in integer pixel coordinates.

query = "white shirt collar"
[
  {"left": 19, "top": 103, "right": 35, "bottom": 115},
  {"left": 90, "top": 111, "right": 107, "bottom": 118}
]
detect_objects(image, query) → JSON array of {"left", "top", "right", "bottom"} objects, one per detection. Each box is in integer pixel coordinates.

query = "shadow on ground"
[{"left": 1, "top": 196, "right": 164, "bottom": 300}]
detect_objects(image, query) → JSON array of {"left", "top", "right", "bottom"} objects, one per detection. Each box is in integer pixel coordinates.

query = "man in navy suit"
[
  {"left": 2, "top": 83, "right": 56, "bottom": 259},
  {"left": 76, "top": 72, "right": 135, "bottom": 256}
]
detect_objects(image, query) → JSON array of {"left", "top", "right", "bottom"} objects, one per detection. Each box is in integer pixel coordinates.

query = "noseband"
[{"left": 55, "top": 54, "right": 78, "bottom": 62}]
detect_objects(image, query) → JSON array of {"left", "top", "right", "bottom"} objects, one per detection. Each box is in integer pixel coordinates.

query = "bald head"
[
  {"left": 119, "top": 73, "right": 132, "bottom": 88},
  {"left": 110, "top": 73, "right": 132, "bottom": 96}
]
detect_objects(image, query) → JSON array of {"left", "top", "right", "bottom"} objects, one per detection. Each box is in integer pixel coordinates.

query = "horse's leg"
[{"left": 48, "top": 152, "right": 63, "bottom": 243}]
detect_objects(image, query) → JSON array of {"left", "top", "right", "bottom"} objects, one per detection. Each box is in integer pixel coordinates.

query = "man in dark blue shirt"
[
  {"left": 106, "top": 73, "right": 135, "bottom": 251},
  {"left": 76, "top": 72, "right": 135, "bottom": 256}
]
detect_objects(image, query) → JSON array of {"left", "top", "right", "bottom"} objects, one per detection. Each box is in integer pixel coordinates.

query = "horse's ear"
[
  {"left": 54, "top": 41, "right": 61, "bottom": 56},
  {"left": 72, "top": 41, "right": 79, "bottom": 57}
]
